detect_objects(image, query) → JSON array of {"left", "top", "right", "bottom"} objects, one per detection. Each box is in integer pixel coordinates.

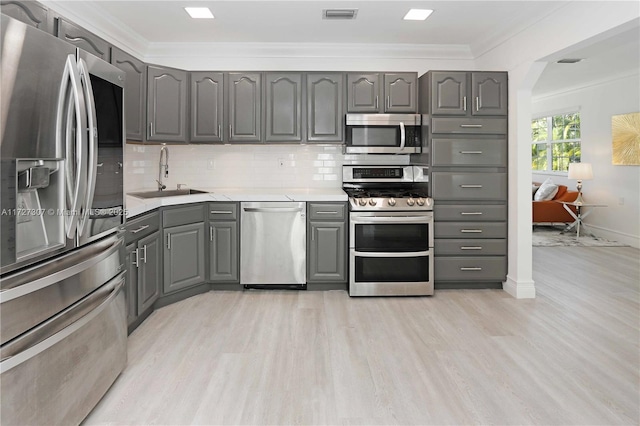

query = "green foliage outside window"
[{"left": 531, "top": 113, "right": 581, "bottom": 172}]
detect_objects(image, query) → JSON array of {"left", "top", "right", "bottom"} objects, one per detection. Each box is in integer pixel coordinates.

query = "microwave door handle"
[
  {"left": 399, "top": 122, "right": 406, "bottom": 152},
  {"left": 77, "top": 59, "right": 98, "bottom": 237}
]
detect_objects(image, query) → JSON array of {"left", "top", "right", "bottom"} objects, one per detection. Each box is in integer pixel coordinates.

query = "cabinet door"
[
  {"left": 111, "top": 48, "right": 145, "bottom": 141},
  {"left": 471, "top": 72, "right": 508, "bottom": 116},
  {"left": 307, "top": 73, "right": 344, "bottom": 143},
  {"left": 228, "top": 72, "right": 261, "bottom": 142},
  {"left": 347, "top": 73, "right": 380, "bottom": 113},
  {"left": 1, "top": 0, "right": 53, "bottom": 34},
  {"left": 190, "top": 72, "right": 224, "bottom": 143},
  {"left": 384, "top": 73, "right": 417, "bottom": 113},
  {"left": 164, "top": 222, "right": 205, "bottom": 293},
  {"left": 147, "top": 66, "right": 188, "bottom": 142},
  {"left": 125, "top": 243, "right": 138, "bottom": 327},
  {"left": 430, "top": 71, "right": 468, "bottom": 116},
  {"left": 56, "top": 18, "right": 110, "bottom": 60},
  {"left": 209, "top": 221, "right": 238, "bottom": 282},
  {"left": 138, "top": 232, "right": 161, "bottom": 313},
  {"left": 264, "top": 72, "right": 303, "bottom": 142},
  {"left": 308, "top": 221, "right": 346, "bottom": 282}
]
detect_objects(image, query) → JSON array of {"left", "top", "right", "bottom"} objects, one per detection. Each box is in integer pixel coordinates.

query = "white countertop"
[{"left": 125, "top": 187, "right": 347, "bottom": 218}]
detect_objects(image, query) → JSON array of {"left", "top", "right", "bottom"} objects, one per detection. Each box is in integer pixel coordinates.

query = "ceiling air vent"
[
  {"left": 323, "top": 9, "right": 358, "bottom": 20},
  {"left": 557, "top": 58, "right": 584, "bottom": 64}
]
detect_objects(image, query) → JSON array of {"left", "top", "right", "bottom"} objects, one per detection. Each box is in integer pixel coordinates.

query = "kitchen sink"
[{"left": 129, "top": 189, "right": 209, "bottom": 199}]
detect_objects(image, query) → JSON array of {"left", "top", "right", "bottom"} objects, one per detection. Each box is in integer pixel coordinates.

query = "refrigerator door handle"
[
  {"left": 0, "top": 272, "right": 125, "bottom": 372},
  {"left": 59, "top": 54, "right": 88, "bottom": 239},
  {"left": 77, "top": 58, "right": 98, "bottom": 238}
]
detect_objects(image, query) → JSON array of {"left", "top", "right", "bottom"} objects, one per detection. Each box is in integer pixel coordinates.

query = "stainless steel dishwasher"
[{"left": 240, "top": 202, "right": 306, "bottom": 288}]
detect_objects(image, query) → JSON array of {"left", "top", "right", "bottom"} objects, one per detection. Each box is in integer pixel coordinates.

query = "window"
[{"left": 531, "top": 112, "right": 581, "bottom": 172}]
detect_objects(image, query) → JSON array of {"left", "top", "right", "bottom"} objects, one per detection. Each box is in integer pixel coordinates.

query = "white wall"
[{"left": 532, "top": 73, "right": 640, "bottom": 248}]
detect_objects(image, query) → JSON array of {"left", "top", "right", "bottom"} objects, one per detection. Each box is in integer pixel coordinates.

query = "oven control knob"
[
  {"left": 358, "top": 198, "right": 367, "bottom": 206},
  {"left": 407, "top": 198, "right": 415, "bottom": 206},
  {"left": 417, "top": 198, "right": 425, "bottom": 206},
  {"left": 388, "top": 198, "right": 396, "bottom": 206},
  {"left": 369, "top": 198, "right": 377, "bottom": 206}
]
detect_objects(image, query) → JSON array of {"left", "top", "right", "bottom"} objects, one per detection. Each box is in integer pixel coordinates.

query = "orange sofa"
[{"left": 532, "top": 183, "right": 579, "bottom": 224}]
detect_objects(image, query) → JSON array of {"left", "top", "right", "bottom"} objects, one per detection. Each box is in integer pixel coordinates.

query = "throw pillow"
[
  {"left": 532, "top": 184, "right": 540, "bottom": 199},
  {"left": 534, "top": 178, "right": 559, "bottom": 201}
]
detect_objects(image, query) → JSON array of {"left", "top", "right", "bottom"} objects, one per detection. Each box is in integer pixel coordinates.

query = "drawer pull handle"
[
  {"left": 461, "top": 246, "right": 482, "bottom": 250},
  {"left": 316, "top": 211, "right": 338, "bottom": 214},
  {"left": 461, "top": 212, "right": 483, "bottom": 215},
  {"left": 461, "top": 267, "right": 482, "bottom": 271},
  {"left": 132, "top": 248, "right": 140, "bottom": 267},
  {"left": 130, "top": 224, "right": 149, "bottom": 234},
  {"left": 210, "top": 210, "right": 233, "bottom": 214},
  {"left": 167, "top": 233, "right": 171, "bottom": 250},
  {"left": 461, "top": 229, "right": 482, "bottom": 233},
  {"left": 141, "top": 244, "right": 147, "bottom": 264},
  {"left": 210, "top": 225, "right": 214, "bottom": 241},
  {"left": 460, "top": 185, "right": 483, "bottom": 188},
  {"left": 460, "top": 124, "right": 483, "bottom": 128},
  {"left": 460, "top": 151, "right": 483, "bottom": 154}
]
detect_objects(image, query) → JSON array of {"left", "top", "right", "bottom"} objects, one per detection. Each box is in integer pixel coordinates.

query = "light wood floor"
[{"left": 85, "top": 246, "right": 640, "bottom": 425}]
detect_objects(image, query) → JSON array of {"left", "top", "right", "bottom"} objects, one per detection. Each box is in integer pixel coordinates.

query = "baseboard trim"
[{"left": 503, "top": 276, "right": 536, "bottom": 299}]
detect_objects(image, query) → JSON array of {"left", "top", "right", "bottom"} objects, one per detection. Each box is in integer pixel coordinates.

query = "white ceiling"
[{"left": 53, "top": 1, "right": 569, "bottom": 57}]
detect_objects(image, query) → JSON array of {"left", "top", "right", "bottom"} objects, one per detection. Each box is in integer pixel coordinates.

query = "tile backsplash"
[{"left": 124, "top": 143, "right": 411, "bottom": 192}]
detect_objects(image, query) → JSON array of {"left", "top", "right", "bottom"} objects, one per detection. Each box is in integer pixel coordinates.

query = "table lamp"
[{"left": 568, "top": 162, "right": 593, "bottom": 205}]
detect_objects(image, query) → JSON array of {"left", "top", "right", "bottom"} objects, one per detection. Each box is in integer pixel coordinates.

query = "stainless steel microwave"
[{"left": 345, "top": 114, "right": 422, "bottom": 154}]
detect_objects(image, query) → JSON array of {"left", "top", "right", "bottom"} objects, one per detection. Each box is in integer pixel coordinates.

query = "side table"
[{"left": 559, "top": 201, "right": 607, "bottom": 238}]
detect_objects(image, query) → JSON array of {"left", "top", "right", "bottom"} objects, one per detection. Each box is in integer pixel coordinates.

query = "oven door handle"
[
  {"left": 351, "top": 216, "right": 431, "bottom": 224},
  {"left": 353, "top": 250, "right": 430, "bottom": 258}
]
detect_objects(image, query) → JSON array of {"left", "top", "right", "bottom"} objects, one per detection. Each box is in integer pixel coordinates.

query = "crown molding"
[{"left": 41, "top": 0, "right": 148, "bottom": 57}]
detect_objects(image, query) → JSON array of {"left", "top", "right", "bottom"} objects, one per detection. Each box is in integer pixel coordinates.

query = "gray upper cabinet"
[
  {"left": 228, "top": 72, "right": 261, "bottom": 143},
  {"left": 190, "top": 72, "right": 224, "bottom": 143},
  {"left": 430, "top": 71, "right": 468, "bottom": 116},
  {"left": 56, "top": 17, "right": 110, "bottom": 60},
  {"left": 384, "top": 73, "right": 417, "bottom": 113},
  {"left": 348, "top": 72, "right": 417, "bottom": 113},
  {"left": 147, "top": 66, "right": 188, "bottom": 143},
  {"left": 1, "top": 0, "right": 53, "bottom": 34},
  {"left": 264, "top": 72, "right": 303, "bottom": 143},
  {"left": 306, "top": 73, "right": 344, "bottom": 143},
  {"left": 347, "top": 73, "right": 380, "bottom": 113},
  {"left": 111, "top": 48, "right": 145, "bottom": 141},
  {"left": 429, "top": 71, "right": 507, "bottom": 116},
  {"left": 471, "top": 72, "right": 508, "bottom": 116},
  {"left": 163, "top": 222, "right": 206, "bottom": 294}
]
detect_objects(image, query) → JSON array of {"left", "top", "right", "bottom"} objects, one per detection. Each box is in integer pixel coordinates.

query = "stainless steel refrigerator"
[{"left": 1, "top": 14, "right": 127, "bottom": 425}]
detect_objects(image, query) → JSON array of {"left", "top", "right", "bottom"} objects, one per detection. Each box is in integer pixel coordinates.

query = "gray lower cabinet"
[
  {"left": 228, "top": 72, "right": 261, "bottom": 143},
  {"left": 162, "top": 204, "right": 206, "bottom": 293},
  {"left": 264, "top": 72, "right": 303, "bottom": 142},
  {"left": 190, "top": 72, "right": 224, "bottom": 143},
  {"left": 1, "top": 0, "right": 53, "bottom": 34},
  {"left": 111, "top": 48, "right": 146, "bottom": 141},
  {"left": 307, "top": 203, "right": 347, "bottom": 284},
  {"left": 209, "top": 221, "right": 238, "bottom": 282},
  {"left": 137, "top": 232, "right": 162, "bottom": 312},
  {"left": 56, "top": 17, "right": 110, "bottom": 60},
  {"left": 124, "top": 243, "right": 138, "bottom": 326},
  {"left": 147, "top": 66, "right": 188, "bottom": 142},
  {"left": 306, "top": 73, "right": 344, "bottom": 142}
]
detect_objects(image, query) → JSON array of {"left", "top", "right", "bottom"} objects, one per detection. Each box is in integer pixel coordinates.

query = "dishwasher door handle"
[{"left": 243, "top": 207, "right": 303, "bottom": 213}]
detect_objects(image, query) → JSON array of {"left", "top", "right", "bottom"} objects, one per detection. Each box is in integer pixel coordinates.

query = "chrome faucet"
[{"left": 157, "top": 146, "right": 169, "bottom": 191}]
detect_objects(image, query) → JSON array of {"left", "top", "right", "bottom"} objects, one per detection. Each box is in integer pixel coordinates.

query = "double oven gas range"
[{"left": 343, "top": 165, "right": 434, "bottom": 296}]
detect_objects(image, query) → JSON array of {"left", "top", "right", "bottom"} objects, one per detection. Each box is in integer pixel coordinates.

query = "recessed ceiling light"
[
  {"left": 557, "top": 58, "right": 584, "bottom": 64},
  {"left": 184, "top": 7, "right": 214, "bottom": 19},
  {"left": 403, "top": 9, "right": 433, "bottom": 21}
]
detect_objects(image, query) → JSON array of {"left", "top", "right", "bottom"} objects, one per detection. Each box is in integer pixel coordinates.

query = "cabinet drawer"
[
  {"left": 432, "top": 172, "right": 507, "bottom": 201},
  {"left": 162, "top": 204, "right": 205, "bottom": 227},
  {"left": 435, "top": 256, "right": 507, "bottom": 281},
  {"left": 434, "top": 204, "right": 507, "bottom": 221},
  {"left": 432, "top": 138, "right": 507, "bottom": 167},
  {"left": 208, "top": 203, "right": 237, "bottom": 221},
  {"left": 125, "top": 211, "right": 159, "bottom": 244},
  {"left": 435, "top": 222, "right": 506, "bottom": 239},
  {"left": 432, "top": 117, "right": 507, "bottom": 134},
  {"left": 435, "top": 239, "right": 506, "bottom": 256},
  {"left": 309, "top": 203, "right": 346, "bottom": 220}
]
